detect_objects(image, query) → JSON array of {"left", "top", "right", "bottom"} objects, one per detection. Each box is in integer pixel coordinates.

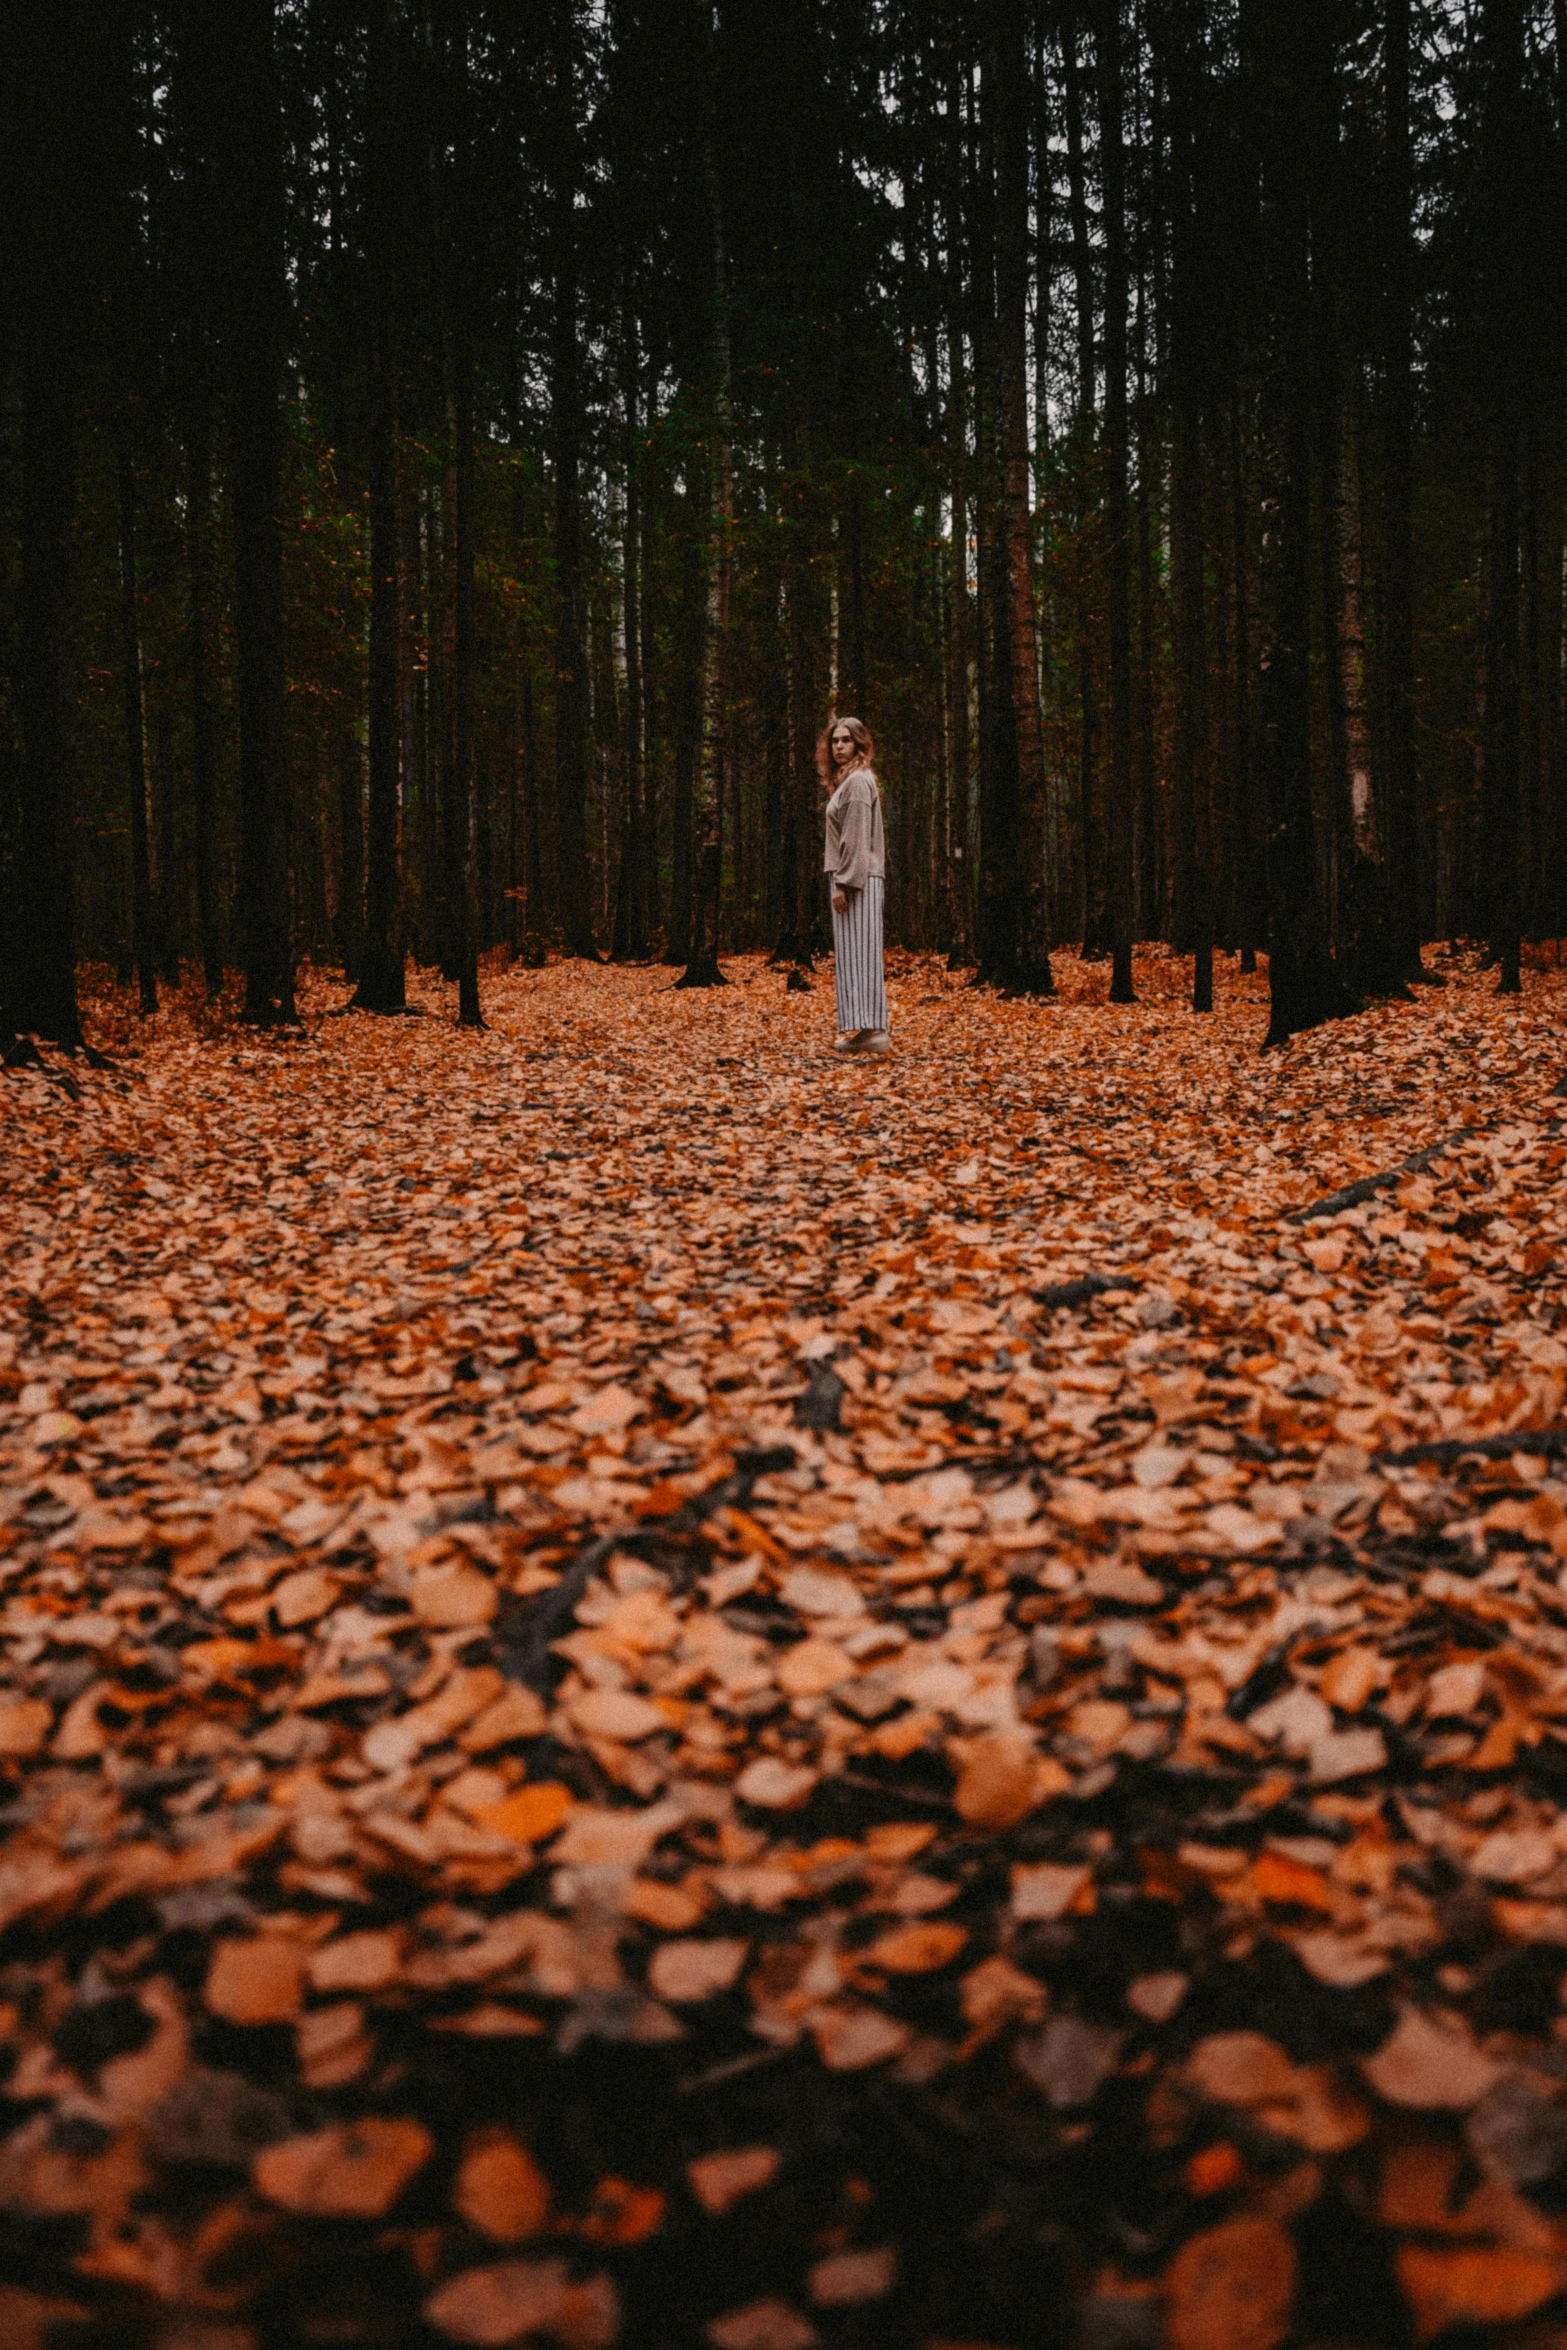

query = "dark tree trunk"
[
  {"left": 1162, "top": 0, "right": 1212, "bottom": 1012},
  {"left": 1255, "top": 3, "right": 1348, "bottom": 1046},
  {"left": 9, "top": 2, "right": 89, "bottom": 1049},
  {"left": 551, "top": 0, "right": 596, "bottom": 959},
  {"left": 450, "top": 364, "right": 482, "bottom": 1023},
  {"left": 973, "top": 50, "right": 1019, "bottom": 991},
  {"left": 118, "top": 439, "right": 158, "bottom": 1014},
  {"left": 612, "top": 311, "right": 649, "bottom": 960},
  {"left": 1064, "top": 8, "right": 1106, "bottom": 958},
  {"left": 678, "top": 123, "right": 731, "bottom": 991},
  {"left": 1382, "top": 0, "right": 1426, "bottom": 980},
  {"left": 153, "top": 684, "right": 180, "bottom": 984},
  {"left": 666, "top": 476, "right": 704, "bottom": 965},
  {"left": 216, "top": 0, "right": 295, "bottom": 1024},
  {"left": 185, "top": 377, "right": 223, "bottom": 999},
  {"left": 997, "top": 0, "right": 1053, "bottom": 995},
  {"left": 1481, "top": 0, "right": 1525, "bottom": 996},
  {"left": 1100, "top": 0, "right": 1136, "bottom": 1003},
  {"left": 353, "top": 0, "right": 406, "bottom": 1014}
]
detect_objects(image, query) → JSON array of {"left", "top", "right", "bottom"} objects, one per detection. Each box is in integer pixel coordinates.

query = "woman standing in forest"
[{"left": 821, "top": 715, "right": 889, "bottom": 1054}]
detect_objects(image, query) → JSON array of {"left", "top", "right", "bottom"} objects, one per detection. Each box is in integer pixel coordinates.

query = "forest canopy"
[{"left": 0, "top": 0, "right": 1561, "bottom": 1047}]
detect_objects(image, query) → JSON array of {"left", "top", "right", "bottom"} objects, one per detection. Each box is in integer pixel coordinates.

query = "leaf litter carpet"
[{"left": 3, "top": 944, "right": 1567, "bottom": 2350}]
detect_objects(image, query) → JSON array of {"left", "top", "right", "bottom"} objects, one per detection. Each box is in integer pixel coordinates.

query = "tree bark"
[
  {"left": 1064, "top": 8, "right": 1106, "bottom": 959},
  {"left": 353, "top": 0, "right": 406, "bottom": 1013},
  {"left": 1481, "top": 0, "right": 1525, "bottom": 996},
  {"left": 678, "top": 101, "right": 731, "bottom": 991},
  {"left": 1382, "top": 0, "right": 1426, "bottom": 979},
  {"left": 118, "top": 438, "right": 158, "bottom": 1014},
  {"left": 612, "top": 308, "right": 649, "bottom": 960},
  {"left": 1254, "top": 2, "right": 1348, "bottom": 1046},
  {"left": 1099, "top": 0, "right": 1136, "bottom": 1003},
  {"left": 216, "top": 0, "right": 295, "bottom": 1025},
  {"left": 185, "top": 376, "right": 223, "bottom": 999},
  {"left": 997, "top": 0, "right": 1054, "bottom": 994},
  {"left": 1162, "top": 0, "right": 1212, "bottom": 1011},
  {"left": 551, "top": 0, "right": 596, "bottom": 959},
  {"left": 8, "top": 1, "right": 89, "bottom": 1048}
]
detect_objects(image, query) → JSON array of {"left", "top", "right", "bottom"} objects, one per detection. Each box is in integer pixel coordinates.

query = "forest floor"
[{"left": 3, "top": 943, "right": 1567, "bottom": 2350}]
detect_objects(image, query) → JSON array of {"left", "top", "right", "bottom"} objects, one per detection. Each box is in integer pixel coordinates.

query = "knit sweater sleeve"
[{"left": 832, "top": 774, "right": 878, "bottom": 892}]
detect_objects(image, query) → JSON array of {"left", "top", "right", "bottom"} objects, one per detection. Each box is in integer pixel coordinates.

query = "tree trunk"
[
  {"left": 612, "top": 309, "right": 649, "bottom": 960},
  {"left": 1482, "top": 0, "right": 1525, "bottom": 996},
  {"left": 186, "top": 378, "right": 223, "bottom": 999},
  {"left": 678, "top": 108, "right": 731, "bottom": 991},
  {"left": 997, "top": 0, "right": 1054, "bottom": 994},
  {"left": 550, "top": 0, "right": 595, "bottom": 959},
  {"left": 1099, "top": 0, "right": 1136, "bottom": 1003},
  {"left": 1382, "top": 0, "right": 1426, "bottom": 980},
  {"left": 1163, "top": 0, "right": 1212, "bottom": 1012},
  {"left": 1255, "top": 3, "right": 1347, "bottom": 1046},
  {"left": 9, "top": 4, "right": 88, "bottom": 1049},
  {"left": 217, "top": 0, "right": 295, "bottom": 1025},
  {"left": 1064, "top": 8, "right": 1106, "bottom": 958},
  {"left": 117, "top": 438, "right": 158, "bottom": 1014},
  {"left": 353, "top": 0, "right": 406, "bottom": 1013}
]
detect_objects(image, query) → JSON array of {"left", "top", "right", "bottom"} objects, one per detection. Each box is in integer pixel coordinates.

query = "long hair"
[{"left": 815, "top": 713, "right": 876, "bottom": 788}]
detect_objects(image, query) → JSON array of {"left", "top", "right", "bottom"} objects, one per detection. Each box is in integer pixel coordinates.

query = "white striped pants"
[{"left": 832, "top": 874, "right": 888, "bottom": 1033}]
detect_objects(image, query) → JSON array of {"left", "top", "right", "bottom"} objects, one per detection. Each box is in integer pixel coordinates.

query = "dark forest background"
[{"left": 1, "top": 0, "right": 1562, "bottom": 1052}]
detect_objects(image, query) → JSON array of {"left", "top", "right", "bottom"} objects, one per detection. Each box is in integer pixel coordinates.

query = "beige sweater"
[{"left": 823, "top": 767, "right": 886, "bottom": 893}]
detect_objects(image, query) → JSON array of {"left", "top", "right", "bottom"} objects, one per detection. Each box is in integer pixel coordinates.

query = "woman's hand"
[{"left": 832, "top": 888, "right": 849, "bottom": 915}]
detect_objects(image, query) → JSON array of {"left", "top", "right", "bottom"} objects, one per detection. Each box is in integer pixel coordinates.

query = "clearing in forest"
[{"left": 2, "top": 946, "right": 1567, "bottom": 2349}]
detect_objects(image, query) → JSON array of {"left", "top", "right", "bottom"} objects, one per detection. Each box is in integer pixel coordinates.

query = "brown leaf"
[
  {"left": 1395, "top": 2244, "right": 1565, "bottom": 2343},
  {"left": 255, "top": 2117, "right": 433, "bottom": 2217},
  {"left": 648, "top": 1938, "right": 749, "bottom": 2003},
  {"left": 1360, "top": 2007, "right": 1502, "bottom": 2111},
  {"left": 863, "top": 1921, "right": 967, "bottom": 1974},
  {"left": 451, "top": 2129, "right": 552, "bottom": 2243},
  {"left": 205, "top": 1934, "right": 306, "bottom": 2026},
  {"left": 686, "top": 2145, "right": 780, "bottom": 2217},
  {"left": 1163, "top": 2215, "right": 1297, "bottom": 2350},
  {"left": 425, "top": 2257, "right": 618, "bottom": 2348},
  {"left": 952, "top": 1735, "right": 1037, "bottom": 1830}
]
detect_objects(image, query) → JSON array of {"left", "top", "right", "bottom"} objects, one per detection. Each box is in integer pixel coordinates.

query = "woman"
[{"left": 820, "top": 714, "right": 889, "bottom": 1054}]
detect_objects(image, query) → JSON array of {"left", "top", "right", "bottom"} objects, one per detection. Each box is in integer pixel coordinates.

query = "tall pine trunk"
[
  {"left": 8, "top": 1, "right": 90, "bottom": 1048},
  {"left": 1099, "top": 0, "right": 1136, "bottom": 1002},
  {"left": 353, "top": 0, "right": 406, "bottom": 1013},
  {"left": 1163, "top": 0, "right": 1212, "bottom": 1011},
  {"left": 998, "top": 0, "right": 1053, "bottom": 994},
  {"left": 218, "top": 0, "right": 295, "bottom": 1024},
  {"left": 1255, "top": 2, "right": 1346, "bottom": 1046},
  {"left": 551, "top": 0, "right": 596, "bottom": 958},
  {"left": 678, "top": 104, "right": 731, "bottom": 991},
  {"left": 118, "top": 439, "right": 158, "bottom": 1014},
  {"left": 1065, "top": 10, "right": 1106, "bottom": 957},
  {"left": 1481, "top": 0, "right": 1525, "bottom": 995},
  {"left": 1382, "top": 0, "right": 1426, "bottom": 979}
]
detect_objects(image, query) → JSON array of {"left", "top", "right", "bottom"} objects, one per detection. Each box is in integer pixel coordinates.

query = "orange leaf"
[
  {"left": 1395, "top": 2244, "right": 1565, "bottom": 2342},
  {"left": 864, "top": 1921, "right": 968, "bottom": 1974},
  {"left": 1249, "top": 1852, "right": 1337, "bottom": 1915},
  {"left": 452, "top": 2130, "right": 552, "bottom": 2244},
  {"left": 577, "top": 2177, "right": 665, "bottom": 2246},
  {"left": 475, "top": 1782, "right": 574, "bottom": 1845}
]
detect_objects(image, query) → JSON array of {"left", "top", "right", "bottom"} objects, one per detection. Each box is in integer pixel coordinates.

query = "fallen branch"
[
  {"left": 1380, "top": 1428, "right": 1567, "bottom": 1468},
  {"left": 1286, "top": 1127, "right": 1481, "bottom": 1223},
  {"left": 497, "top": 1443, "right": 798, "bottom": 1689},
  {"left": 1033, "top": 1272, "right": 1140, "bottom": 1310}
]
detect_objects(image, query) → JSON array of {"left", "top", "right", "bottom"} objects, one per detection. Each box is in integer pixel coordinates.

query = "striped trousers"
[{"left": 831, "top": 874, "right": 888, "bottom": 1034}]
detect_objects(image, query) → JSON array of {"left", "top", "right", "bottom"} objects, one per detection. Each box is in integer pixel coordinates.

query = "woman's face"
[{"left": 830, "top": 725, "right": 856, "bottom": 771}]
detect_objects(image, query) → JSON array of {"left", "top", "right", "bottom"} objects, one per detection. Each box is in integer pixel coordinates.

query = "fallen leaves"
[{"left": 4, "top": 948, "right": 1567, "bottom": 2346}]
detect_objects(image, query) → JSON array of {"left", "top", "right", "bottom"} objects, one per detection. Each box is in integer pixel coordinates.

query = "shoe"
[
  {"left": 833, "top": 1033, "right": 857, "bottom": 1053},
  {"left": 853, "top": 1030, "right": 890, "bottom": 1054}
]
